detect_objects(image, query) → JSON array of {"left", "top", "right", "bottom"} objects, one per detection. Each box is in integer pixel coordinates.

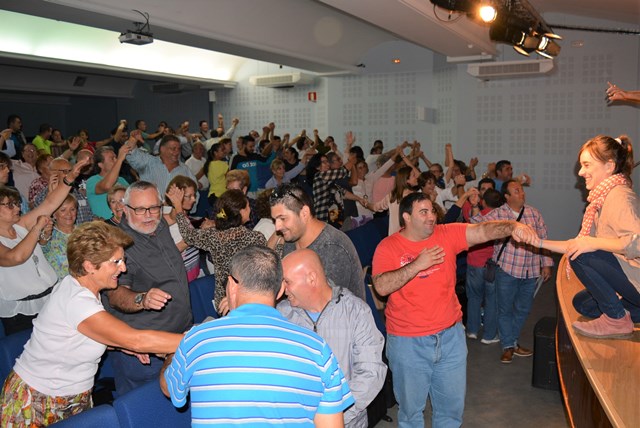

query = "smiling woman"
[
  {"left": 536, "top": 135, "right": 640, "bottom": 339},
  {"left": 0, "top": 221, "right": 183, "bottom": 426}
]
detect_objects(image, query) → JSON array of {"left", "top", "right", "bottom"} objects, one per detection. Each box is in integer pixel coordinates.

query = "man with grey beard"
[{"left": 102, "top": 180, "right": 192, "bottom": 395}]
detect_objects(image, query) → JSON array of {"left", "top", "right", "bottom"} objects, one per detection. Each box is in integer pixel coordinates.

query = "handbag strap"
[{"left": 495, "top": 206, "right": 525, "bottom": 262}]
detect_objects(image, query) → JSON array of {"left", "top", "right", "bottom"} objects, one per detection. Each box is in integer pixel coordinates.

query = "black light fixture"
[{"left": 430, "top": 0, "right": 562, "bottom": 58}]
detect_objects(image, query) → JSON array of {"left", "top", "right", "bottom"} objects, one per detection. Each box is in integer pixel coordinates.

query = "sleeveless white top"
[{"left": 0, "top": 224, "right": 57, "bottom": 317}]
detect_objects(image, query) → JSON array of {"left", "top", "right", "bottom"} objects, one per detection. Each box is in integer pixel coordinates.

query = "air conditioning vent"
[
  {"left": 249, "top": 72, "right": 315, "bottom": 88},
  {"left": 467, "top": 59, "right": 554, "bottom": 79}
]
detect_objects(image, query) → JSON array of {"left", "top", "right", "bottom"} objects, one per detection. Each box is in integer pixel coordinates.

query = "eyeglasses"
[
  {"left": 270, "top": 186, "right": 303, "bottom": 205},
  {"left": 229, "top": 273, "right": 240, "bottom": 284},
  {"left": 109, "top": 257, "right": 126, "bottom": 266},
  {"left": 0, "top": 201, "right": 20, "bottom": 209},
  {"left": 126, "top": 204, "right": 163, "bottom": 215},
  {"left": 51, "top": 168, "right": 72, "bottom": 174}
]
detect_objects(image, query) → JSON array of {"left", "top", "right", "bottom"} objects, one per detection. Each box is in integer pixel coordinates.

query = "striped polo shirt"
[{"left": 164, "top": 303, "right": 354, "bottom": 426}]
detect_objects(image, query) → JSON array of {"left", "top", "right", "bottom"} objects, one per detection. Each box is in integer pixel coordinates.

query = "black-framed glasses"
[
  {"left": 0, "top": 201, "right": 19, "bottom": 209},
  {"left": 126, "top": 204, "right": 163, "bottom": 215},
  {"left": 229, "top": 273, "right": 240, "bottom": 284}
]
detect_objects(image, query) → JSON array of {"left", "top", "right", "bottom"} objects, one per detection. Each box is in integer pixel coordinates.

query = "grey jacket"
[{"left": 278, "top": 285, "right": 387, "bottom": 428}]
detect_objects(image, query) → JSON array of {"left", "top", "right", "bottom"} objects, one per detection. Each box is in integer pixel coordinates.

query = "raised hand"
[
  {"left": 345, "top": 131, "right": 355, "bottom": 146},
  {"left": 69, "top": 136, "right": 82, "bottom": 151},
  {"left": 166, "top": 185, "right": 184, "bottom": 212}
]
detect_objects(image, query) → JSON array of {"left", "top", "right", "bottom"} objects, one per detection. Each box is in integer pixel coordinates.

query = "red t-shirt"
[{"left": 372, "top": 223, "right": 468, "bottom": 336}]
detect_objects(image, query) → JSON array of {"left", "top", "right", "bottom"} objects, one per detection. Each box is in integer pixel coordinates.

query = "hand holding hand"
[
  {"left": 468, "top": 188, "right": 480, "bottom": 206},
  {"left": 512, "top": 224, "right": 538, "bottom": 245},
  {"left": 454, "top": 174, "right": 466, "bottom": 186},
  {"left": 35, "top": 215, "right": 53, "bottom": 234},
  {"left": 119, "top": 142, "right": 133, "bottom": 158}
]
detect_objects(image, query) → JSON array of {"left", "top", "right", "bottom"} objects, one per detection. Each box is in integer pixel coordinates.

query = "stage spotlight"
[
  {"left": 536, "top": 38, "right": 561, "bottom": 58},
  {"left": 479, "top": 4, "right": 497, "bottom": 23}
]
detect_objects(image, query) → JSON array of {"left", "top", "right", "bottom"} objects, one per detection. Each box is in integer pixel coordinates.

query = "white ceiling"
[{"left": 0, "top": 0, "right": 638, "bottom": 96}]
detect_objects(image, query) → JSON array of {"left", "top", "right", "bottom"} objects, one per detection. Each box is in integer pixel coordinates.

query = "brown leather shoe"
[
  {"left": 500, "top": 347, "right": 514, "bottom": 364},
  {"left": 514, "top": 345, "right": 533, "bottom": 357}
]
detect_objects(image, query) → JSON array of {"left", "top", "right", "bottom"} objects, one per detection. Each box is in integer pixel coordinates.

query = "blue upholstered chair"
[
  {"left": 113, "top": 380, "right": 190, "bottom": 428},
  {"left": 51, "top": 404, "right": 120, "bottom": 427},
  {"left": 0, "top": 328, "right": 32, "bottom": 383},
  {"left": 188, "top": 274, "right": 218, "bottom": 324}
]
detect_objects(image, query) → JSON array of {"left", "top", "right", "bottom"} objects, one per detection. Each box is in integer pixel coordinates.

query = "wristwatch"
[{"left": 134, "top": 292, "right": 147, "bottom": 307}]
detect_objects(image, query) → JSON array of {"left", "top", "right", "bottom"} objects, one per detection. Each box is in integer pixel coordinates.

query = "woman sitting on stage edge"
[{"left": 532, "top": 134, "right": 639, "bottom": 339}]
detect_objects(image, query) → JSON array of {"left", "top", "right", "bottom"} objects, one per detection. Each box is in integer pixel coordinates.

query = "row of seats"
[{"left": 53, "top": 380, "right": 190, "bottom": 427}]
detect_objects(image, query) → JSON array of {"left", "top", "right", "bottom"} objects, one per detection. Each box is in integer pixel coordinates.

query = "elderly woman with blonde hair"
[{"left": 0, "top": 221, "right": 183, "bottom": 426}]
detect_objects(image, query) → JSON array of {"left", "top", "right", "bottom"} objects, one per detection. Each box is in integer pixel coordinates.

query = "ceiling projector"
[{"left": 119, "top": 31, "right": 154, "bottom": 45}]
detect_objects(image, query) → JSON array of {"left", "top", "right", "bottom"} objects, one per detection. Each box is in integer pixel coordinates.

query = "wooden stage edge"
[{"left": 555, "top": 256, "right": 640, "bottom": 428}]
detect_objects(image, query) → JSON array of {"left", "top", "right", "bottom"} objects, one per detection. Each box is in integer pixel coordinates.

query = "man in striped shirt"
[{"left": 160, "top": 245, "right": 354, "bottom": 427}]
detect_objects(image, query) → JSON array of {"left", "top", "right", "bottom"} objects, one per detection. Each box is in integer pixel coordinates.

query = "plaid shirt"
[
  {"left": 313, "top": 166, "right": 349, "bottom": 221},
  {"left": 33, "top": 184, "right": 94, "bottom": 224},
  {"left": 472, "top": 203, "right": 553, "bottom": 279}
]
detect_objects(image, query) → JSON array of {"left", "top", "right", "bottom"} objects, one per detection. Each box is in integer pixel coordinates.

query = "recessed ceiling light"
[{"left": 392, "top": 58, "right": 401, "bottom": 64}]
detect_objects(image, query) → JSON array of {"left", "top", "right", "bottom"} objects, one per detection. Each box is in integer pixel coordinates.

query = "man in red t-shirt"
[{"left": 372, "top": 192, "right": 537, "bottom": 427}]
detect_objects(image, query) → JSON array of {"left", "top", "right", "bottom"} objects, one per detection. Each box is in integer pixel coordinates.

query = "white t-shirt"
[
  {"left": 14, "top": 276, "right": 106, "bottom": 396},
  {"left": 185, "top": 155, "right": 209, "bottom": 190}
]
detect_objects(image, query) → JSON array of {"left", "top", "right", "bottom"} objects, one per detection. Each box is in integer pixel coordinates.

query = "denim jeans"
[
  {"left": 465, "top": 265, "right": 497, "bottom": 340},
  {"left": 111, "top": 352, "right": 166, "bottom": 396},
  {"left": 571, "top": 250, "right": 640, "bottom": 322},
  {"left": 386, "top": 323, "right": 467, "bottom": 428},
  {"left": 496, "top": 269, "right": 536, "bottom": 350}
]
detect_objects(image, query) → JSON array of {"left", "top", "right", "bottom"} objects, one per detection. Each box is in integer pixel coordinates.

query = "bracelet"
[
  {"left": 38, "top": 230, "right": 52, "bottom": 242},
  {"left": 62, "top": 176, "right": 74, "bottom": 186}
]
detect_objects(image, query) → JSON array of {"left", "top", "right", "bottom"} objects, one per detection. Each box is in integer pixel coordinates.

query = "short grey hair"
[
  {"left": 122, "top": 181, "right": 162, "bottom": 205},
  {"left": 229, "top": 246, "right": 282, "bottom": 298}
]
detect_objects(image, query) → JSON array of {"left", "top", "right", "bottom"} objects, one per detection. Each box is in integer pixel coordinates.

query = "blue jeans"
[
  {"left": 571, "top": 251, "right": 640, "bottom": 322},
  {"left": 496, "top": 269, "right": 536, "bottom": 350},
  {"left": 386, "top": 323, "right": 467, "bottom": 428},
  {"left": 111, "top": 352, "right": 166, "bottom": 396},
  {"left": 465, "top": 265, "right": 497, "bottom": 340}
]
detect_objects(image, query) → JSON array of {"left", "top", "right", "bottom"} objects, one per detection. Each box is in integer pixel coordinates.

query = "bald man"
[
  {"left": 33, "top": 157, "right": 94, "bottom": 223},
  {"left": 277, "top": 249, "right": 387, "bottom": 428}
]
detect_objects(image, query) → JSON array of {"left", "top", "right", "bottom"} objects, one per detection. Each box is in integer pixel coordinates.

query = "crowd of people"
[{"left": 0, "top": 99, "right": 637, "bottom": 427}]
